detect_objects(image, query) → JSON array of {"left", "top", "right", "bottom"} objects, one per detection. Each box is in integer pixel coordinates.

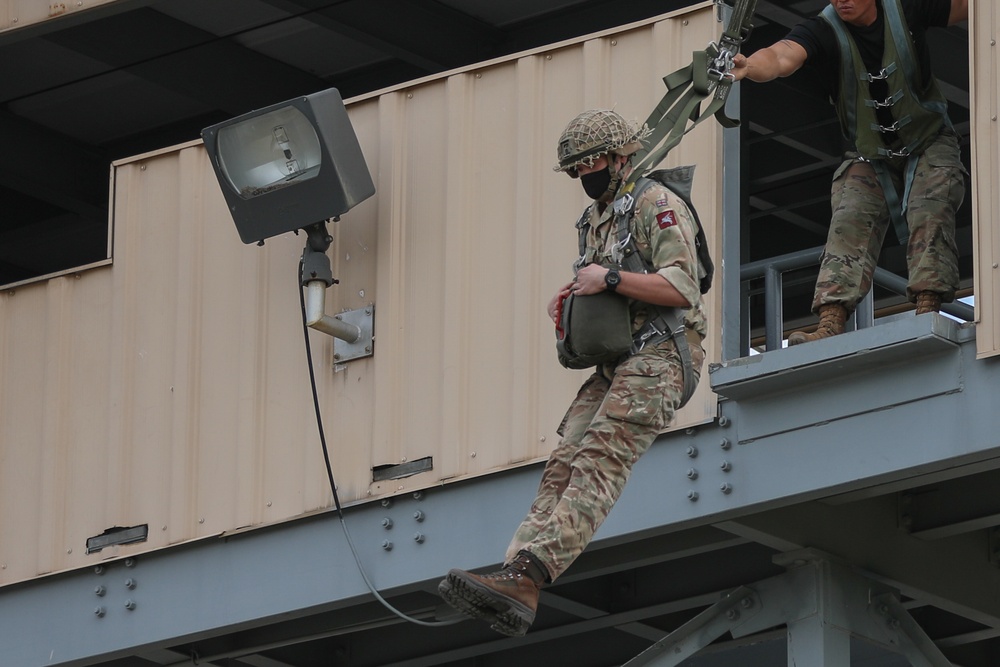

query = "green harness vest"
[{"left": 821, "top": 0, "right": 951, "bottom": 243}]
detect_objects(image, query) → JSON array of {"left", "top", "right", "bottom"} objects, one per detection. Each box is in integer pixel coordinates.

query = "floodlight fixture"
[
  {"left": 201, "top": 87, "right": 375, "bottom": 245},
  {"left": 201, "top": 89, "right": 377, "bottom": 361}
]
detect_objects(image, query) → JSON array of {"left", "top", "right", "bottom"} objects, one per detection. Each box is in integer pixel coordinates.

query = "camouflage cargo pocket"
[
  {"left": 918, "top": 134, "right": 967, "bottom": 208},
  {"left": 605, "top": 368, "right": 666, "bottom": 429}
]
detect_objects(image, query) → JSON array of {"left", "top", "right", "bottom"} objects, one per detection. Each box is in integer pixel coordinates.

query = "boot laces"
[
  {"left": 478, "top": 559, "right": 529, "bottom": 583},
  {"left": 496, "top": 554, "right": 539, "bottom": 582}
]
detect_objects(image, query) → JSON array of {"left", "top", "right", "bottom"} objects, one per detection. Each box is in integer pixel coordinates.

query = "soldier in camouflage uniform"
[
  {"left": 732, "top": 0, "right": 968, "bottom": 344},
  {"left": 437, "top": 109, "right": 708, "bottom": 637}
]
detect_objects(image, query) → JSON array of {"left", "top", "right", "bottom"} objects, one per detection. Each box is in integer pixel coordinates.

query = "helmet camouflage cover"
[{"left": 553, "top": 109, "right": 649, "bottom": 176}]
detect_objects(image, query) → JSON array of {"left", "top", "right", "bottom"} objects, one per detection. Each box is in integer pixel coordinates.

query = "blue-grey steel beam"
[
  {"left": 3, "top": 314, "right": 1000, "bottom": 665},
  {"left": 721, "top": 45, "right": 743, "bottom": 362}
]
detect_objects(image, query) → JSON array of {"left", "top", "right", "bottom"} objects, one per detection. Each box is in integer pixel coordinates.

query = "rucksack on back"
[{"left": 638, "top": 165, "right": 714, "bottom": 295}]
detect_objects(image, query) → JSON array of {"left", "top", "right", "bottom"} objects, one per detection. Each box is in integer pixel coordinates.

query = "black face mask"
[{"left": 580, "top": 167, "right": 612, "bottom": 200}]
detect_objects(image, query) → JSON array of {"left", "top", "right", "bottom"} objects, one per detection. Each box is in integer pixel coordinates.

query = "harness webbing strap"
[
  {"left": 611, "top": 0, "right": 758, "bottom": 403},
  {"left": 626, "top": 0, "right": 758, "bottom": 189},
  {"left": 615, "top": 177, "right": 697, "bottom": 409},
  {"left": 569, "top": 2, "right": 757, "bottom": 406},
  {"left": 571, "top": 181, "right": 697, "bottom": 409},
  {"left": 870, "top": 156, "right": 920, "bottom": 246}
]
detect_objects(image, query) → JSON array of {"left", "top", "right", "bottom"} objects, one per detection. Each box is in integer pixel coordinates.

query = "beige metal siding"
[
  {"left": 972, "top": 1, "right": 1000, "bottom": 358},
  {"left": 0, "top": 4, "right": 721, "bottom": 586},
  {"left": 0, "top": 0, "right": 120, "bottom": 32}
]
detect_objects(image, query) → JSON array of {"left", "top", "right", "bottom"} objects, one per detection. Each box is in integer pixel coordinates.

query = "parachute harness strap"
[{"left": 626, "top": 0, "right": 759, "bottom": 189}]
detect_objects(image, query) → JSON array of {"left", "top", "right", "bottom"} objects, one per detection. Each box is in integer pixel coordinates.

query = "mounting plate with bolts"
[{"left": 333, "top": 305, "right": 374, "bottom": 364}]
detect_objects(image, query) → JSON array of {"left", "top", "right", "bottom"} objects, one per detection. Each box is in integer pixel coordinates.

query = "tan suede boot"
[
  {"left": 915, "top": 290, "right": 942, "bottom": 315},
  {"left": 787, "top": 304, "right": 848, "bottom": 346},
  {"left": 438, "top": 550, "right": 547, "bottom": 636}
]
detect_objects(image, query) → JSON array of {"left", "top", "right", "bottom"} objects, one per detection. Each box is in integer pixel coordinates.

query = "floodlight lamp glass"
[
  {"left": 217, "top": 107, "right": 322, "bottom": 199},
  {"left": 201, "top": 87, "right": 375, "bottom": 245}
]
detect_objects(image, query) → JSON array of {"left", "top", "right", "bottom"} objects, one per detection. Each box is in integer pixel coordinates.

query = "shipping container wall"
[
  {"left": 0, "top": 5, "right": 723, "bottom": 587},
  {"left": 972, "top": 0, "right": 999, "bottom": 358}
]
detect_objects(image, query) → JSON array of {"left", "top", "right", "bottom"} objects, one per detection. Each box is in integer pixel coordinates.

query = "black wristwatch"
[{"left": 605, "top": 268, "right": 622, "bottom": 292}]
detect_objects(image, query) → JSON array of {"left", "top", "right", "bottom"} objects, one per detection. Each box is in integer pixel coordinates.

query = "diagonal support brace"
[
  {"left": 623, "top": 549, "right": 953, "bottom": 667},
  {"left": 868, "top": 593, "right": 953, "bottom": 667},
  {"left": 623, "top": 587, "right": 762, "bottom": 666}
]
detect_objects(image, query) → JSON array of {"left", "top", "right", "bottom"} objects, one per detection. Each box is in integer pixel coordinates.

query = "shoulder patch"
[
  {"left": 656, "top": 209, "right": 677, "bottom": 229},
  {"left": 654, "top": 198, "right": 670, "bottom": 208}
]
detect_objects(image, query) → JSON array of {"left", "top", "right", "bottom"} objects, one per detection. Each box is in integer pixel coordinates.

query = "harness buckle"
[
  {"left": 630, "top": 316, "right": 684, "bottom": 355},
  {"left": 631, "top": 327, "right": 657, "bottom": 355},
  {"left": 610, "top": 233, "right": 631, "bottom": 265},
  {"left": 879, "top": 148, "right": 911, "bottom": 159},
  {"left": 862, "top": 63, "right": 897, "bottom": 82},
  {"left": 872, "top": 119, "right": 907, "bottom": 133},
  {"left": 870, "top": 97, "right": 897, "bottom": 109},
  {"left": 612, "top": 193, "right": 634, "bottom": 217},
  {"left": 706, "top": 40, "right": 737, "bottom": 81}
]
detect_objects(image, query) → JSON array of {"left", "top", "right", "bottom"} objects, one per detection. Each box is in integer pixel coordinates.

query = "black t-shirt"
[{"left": 786, "top": 0, "right": 952, "bottom": 99}]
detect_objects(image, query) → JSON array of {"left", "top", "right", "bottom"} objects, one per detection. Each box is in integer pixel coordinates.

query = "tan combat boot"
[
  {"left": 438, "top": 550, "right": 547, "bottom": 636},
  {"left": 915, "top": 290, "right": 942, "bottom": 315},
  {"left": 787, "top": 304, "right": 848, "bottom": 346}
]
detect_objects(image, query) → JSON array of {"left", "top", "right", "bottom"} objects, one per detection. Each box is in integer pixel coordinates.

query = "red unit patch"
[{"left": 656, "top": 209, "right": 677, "bottom": 229}]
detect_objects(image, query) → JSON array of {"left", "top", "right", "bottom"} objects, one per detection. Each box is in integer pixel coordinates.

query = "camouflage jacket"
[{"left": 575, "top": 180, "right": 708, "bottom": 339}]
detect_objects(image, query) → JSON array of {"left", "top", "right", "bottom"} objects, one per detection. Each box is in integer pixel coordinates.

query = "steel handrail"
[{"left": 740, "top": 246, "right": 975, "bottom": 351}]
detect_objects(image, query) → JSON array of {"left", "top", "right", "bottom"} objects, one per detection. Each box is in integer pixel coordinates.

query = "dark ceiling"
[{"left": 0, "top": 1, "right": 981, "bottom": 665}]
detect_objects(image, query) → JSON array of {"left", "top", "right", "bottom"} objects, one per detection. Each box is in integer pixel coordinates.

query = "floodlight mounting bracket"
[
  {"left": 301, "top": 220, "right": 336, "bottom": 287},
  {"left": 299, "top": 220, "right": 374, "bottom": 362}
]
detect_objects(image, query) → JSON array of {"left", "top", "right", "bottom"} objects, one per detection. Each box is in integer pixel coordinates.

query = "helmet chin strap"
[{"left": 598, "top": 156, "right": 628, "bottom": 204}]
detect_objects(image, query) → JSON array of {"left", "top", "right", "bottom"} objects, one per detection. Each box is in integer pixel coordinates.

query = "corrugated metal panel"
[
  {"left": 972, "top": 1, "right": 999, "bottom": 358},
  {"left": 345, "top": 4, "right": 724, "bottom": 495},
  {"left": 0, "top": 4, "right": 722, "bottom": 586},
  {"left": 0, "top": 0, "right": 119, "bottom": 32}
]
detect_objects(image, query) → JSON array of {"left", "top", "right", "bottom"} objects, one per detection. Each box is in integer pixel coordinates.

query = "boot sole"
[{"left": 438, "top": 570, "right": 535, "bottom": 637}]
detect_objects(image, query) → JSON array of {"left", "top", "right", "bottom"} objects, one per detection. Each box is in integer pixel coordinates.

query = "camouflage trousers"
[
  {"left": 504, "top": 333, "right": 704, "bottom": 582},
  {"left": 813, "top": 129, "right": 965, "bottom": 312}
]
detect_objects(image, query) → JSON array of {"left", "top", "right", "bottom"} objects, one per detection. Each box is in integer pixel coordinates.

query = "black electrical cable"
[{"left": 297, "top": 259, "right": 462, "bottom": 628}]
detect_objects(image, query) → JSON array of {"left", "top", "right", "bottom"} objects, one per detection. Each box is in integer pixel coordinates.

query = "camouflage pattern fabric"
[
  {"left": 813, "top": 129, "right": 964, "bottom": 312},
  {"left": 504, "top": 181, "right": 707, "bottom": 582},
  {"left": 577, "top": 182, "right": 709, "bottom": 338},
  {"left": 504, "top": 334, "right": 704, "bottom": 580}
]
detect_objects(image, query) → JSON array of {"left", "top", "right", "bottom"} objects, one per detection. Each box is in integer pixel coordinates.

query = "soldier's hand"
[
  {"left": 573, "top": 264, "right": 609, "bottom": 296},
  {"left": 730, "top": 53, "right": 749, "bottom": 81}
]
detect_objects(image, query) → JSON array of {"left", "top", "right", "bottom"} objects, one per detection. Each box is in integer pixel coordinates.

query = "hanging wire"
[{"left": 297, "top": 259, "right": 462, "bottom": 628}]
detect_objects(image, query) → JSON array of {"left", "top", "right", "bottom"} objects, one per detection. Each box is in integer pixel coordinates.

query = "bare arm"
[
  {"left": 573, "top": 264, "right": 690, "bottom": 308},
  {"left": 731, "top": 40, "right": 809, "bottom": 83},
  {"left": 949, "top": 0, "right": 968, "bottom": 25}
]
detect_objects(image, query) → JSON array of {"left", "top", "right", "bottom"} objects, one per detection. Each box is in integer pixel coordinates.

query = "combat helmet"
[{"left": 553, "top": 109, "right": 649, "bottom": 177}]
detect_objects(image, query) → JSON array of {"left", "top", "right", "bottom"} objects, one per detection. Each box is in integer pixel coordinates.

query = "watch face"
[{"left": 606, "top": 270, "right": 621, "bottom": 289}]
